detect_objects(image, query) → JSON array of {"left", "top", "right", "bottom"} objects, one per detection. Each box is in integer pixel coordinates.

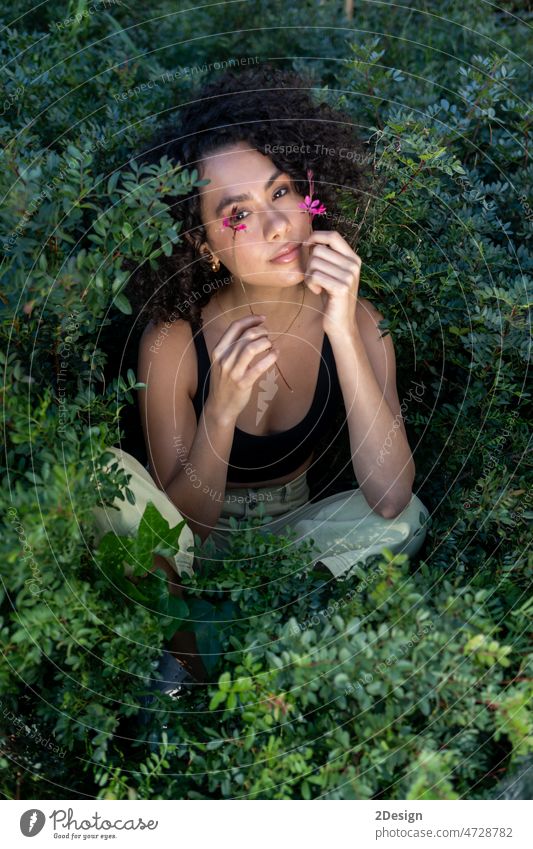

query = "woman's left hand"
[{"left": 302, "top": 230, "right": 362, "bottom": 338}]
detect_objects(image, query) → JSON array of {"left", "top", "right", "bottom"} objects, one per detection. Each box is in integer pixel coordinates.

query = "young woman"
[{"left": 92, "top": 65, "right": 429, "bottom": 689}]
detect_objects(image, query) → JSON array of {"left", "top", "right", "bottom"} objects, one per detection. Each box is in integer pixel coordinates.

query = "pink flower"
[
  {"left": 222, "top": 204, "right": 247, "bottom": 233},
  {"left": 298, "top": 197, "right": 327, "bottom": 215},
  {"left": 298, "top": 168, "right": 326, "bottom": 217},
  {"left": 222, "top": 217, "right": 247, "bottom": 231}
]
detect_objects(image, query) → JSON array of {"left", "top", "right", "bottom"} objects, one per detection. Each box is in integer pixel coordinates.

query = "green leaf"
[
  {"left": 160, "top": 593, "right": 189, "bottom": 640},
  {"left": 191, "top": 620, "right": 222, "bottom": 677},
  {"left": 218, "top": 671, "right": 231, "bottom": 692},
  {"left": 92, "top": 217, "right": 106, "bottom": 236},
  {"left": 114, "top": 293, "right": 132, "bottom": 314},
  {"left": 107, "top": 171, "right": 121, "bottom": 195},
  {"left": 208, "top": 691, "right": 227, "bottom": 711}
]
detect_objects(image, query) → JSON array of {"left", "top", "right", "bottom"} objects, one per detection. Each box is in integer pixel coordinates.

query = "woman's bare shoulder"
[
  {"left": 140, "top": 315, "right": 189, "bottom": 344},
  {"left": 138, "top": 317, "right": 198, "bottom": 395},
  {"left": 356, "top": 296, "right": 387, "bottom": 339},
  {"left": 357, "top": 295, "right": 384, "bottom": 322}
]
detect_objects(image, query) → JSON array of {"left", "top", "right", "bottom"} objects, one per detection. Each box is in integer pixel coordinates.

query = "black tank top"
[{"left": 191, "top": 326, "right": 343, "bottom": 483}]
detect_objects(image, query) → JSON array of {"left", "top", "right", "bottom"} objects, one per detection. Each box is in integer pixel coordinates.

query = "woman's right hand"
[{"left": 208, "top": 314, "right": 278, "bottom": 423}]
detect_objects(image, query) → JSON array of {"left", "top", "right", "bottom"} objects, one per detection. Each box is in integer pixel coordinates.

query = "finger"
[
  {"left": 223, "top": 334, "right": 274, "bottom": 378},
  {"left": 304, "top": 230, "right": 360, "bottom": 261},
  {"left": 234, "top": 345, "right": 279, "bottom": 384},
  {"left": 212, "top": 315, "right": 265, "bottom": 362},
  {"left": 306, "top": 269, "right": 350, "bottom": 295},
  {"left": 307, "top": 241, "right": 361, "bottom": 271},
  {"left": 246, "top": 348, "right": 279, "bottom": 382},
  {"left": 227, "top": 324, "right": 271, "bottom": 353},
  {"left": 307, "top": 252, "right": 358, "bottom": 279},
  {"left": 220, "top": 330, "right": 270, "bottom": 363}
]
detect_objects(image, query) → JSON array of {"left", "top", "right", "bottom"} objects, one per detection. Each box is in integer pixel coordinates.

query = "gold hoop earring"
[{"left": 200, "top": 249, "right": 220, "bottom": 272}]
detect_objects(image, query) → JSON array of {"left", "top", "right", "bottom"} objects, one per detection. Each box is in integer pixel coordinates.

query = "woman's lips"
[{"left": 269, "top": 244, "right": 301, "bottom": 264}]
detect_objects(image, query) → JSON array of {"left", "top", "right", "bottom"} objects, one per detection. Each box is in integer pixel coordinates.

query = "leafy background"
[{"left": 0, "top": 0, "right": 531, "bottom": 799}]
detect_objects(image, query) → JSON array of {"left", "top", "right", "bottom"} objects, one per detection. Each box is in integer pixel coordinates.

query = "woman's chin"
[{"left": 265, "top": 267, "right": 306, "bottom": 284}]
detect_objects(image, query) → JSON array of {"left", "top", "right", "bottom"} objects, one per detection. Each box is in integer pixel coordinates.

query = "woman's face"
[{"left": 197, "top": 141, "right": 312, "bottom": 287}]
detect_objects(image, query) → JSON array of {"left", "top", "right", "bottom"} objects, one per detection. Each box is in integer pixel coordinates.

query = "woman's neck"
[{"left": 216, "top": 279, "right": 307, "bottom": 325}]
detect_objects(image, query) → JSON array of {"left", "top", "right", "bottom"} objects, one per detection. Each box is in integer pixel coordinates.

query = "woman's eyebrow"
[{"left": 214, "top": 168, "right": 284, "bottom": 218}]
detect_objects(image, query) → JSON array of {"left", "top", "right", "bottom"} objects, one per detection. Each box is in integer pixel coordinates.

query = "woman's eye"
[{"left": 230, "top": 186, "right": 289, "bottom": 221}]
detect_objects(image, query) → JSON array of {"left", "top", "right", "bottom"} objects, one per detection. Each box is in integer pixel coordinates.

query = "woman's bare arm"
[{"left": 137, "top": 319, "right": 236, "bottom": 543}]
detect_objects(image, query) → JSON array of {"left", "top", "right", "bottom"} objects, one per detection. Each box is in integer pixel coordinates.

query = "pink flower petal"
[{"left": 222, "top": 214, "right": 247, "bottom": 232}]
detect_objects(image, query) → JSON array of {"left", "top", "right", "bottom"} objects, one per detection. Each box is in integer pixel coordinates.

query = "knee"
[{"left": 377, "top": 500, "right": 410, "bottom": 520}]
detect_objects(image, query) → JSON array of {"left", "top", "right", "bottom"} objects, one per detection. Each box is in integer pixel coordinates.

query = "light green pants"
[
  {"left": 90, "top": 447, "right": 430, "bottom": 581},
  {"left": 204, "top": 469, "right": 430, "bottom": 578}
]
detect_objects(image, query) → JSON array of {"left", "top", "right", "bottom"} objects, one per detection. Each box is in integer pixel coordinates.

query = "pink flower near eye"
[
  {"left": 222, "top": 204, "right": 247, "bottom": 233},
  {"left": 222, "top": 217, "right": 247, "bottom": 231},
  {"left": 298, "top": 168, "right": 326, "bottom": 216}
]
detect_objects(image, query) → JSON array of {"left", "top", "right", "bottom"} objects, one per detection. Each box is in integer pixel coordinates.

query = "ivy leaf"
[{"left": 126, "top": 501, "right": 189, "bottom": 578}]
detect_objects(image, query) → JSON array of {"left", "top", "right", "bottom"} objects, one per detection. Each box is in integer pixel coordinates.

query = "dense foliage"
[{"left": 1, "top": 0, "right": 531, "bottom": 799}]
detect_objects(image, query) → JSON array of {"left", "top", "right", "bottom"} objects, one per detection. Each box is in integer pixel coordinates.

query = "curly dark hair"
[{"left": 126, "top": 63, "right": 376, "bottom": 331}]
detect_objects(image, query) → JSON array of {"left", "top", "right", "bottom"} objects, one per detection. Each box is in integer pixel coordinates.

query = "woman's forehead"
[{"left": 199, "top": 144, "right": 277, "bottom": 199}]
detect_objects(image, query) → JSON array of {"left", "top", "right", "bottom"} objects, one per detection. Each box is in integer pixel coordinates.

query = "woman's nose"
[{"left": 263, "top": 210, "right": 291, "bottom": 241}]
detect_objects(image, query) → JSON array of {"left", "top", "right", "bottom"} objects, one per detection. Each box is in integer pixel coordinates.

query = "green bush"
[{"left": 1, "top": 1, "right": 531, "bottom": 799}]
